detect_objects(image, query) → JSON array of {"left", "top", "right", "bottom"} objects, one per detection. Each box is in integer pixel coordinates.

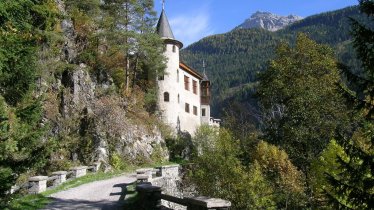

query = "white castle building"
[{"left": 156, "top": 6, "right": 220, "bottom": 135}]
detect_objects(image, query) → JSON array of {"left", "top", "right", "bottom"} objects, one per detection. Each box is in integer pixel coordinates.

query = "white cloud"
[{"left": 169, "top": 7, "right": 214, "bottom": 46}]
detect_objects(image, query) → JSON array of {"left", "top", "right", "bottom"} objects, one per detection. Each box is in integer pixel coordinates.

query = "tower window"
[
  {"left": 185, "top": 103, "right": 190, "bottom": 113},
  {"left": 202, "top": 108, "right": 206, "bottom": 116},
  {"left": 172, "top": 45, "right": 176, "bottom": 52},
  {"left": 178, "top": 94, "right": 180, "bottom": 103},
  {"left": 193, "top": 106, "right": 197, "bottom": 115},
  {"left": 184, "top": 76, "right": 189, "bottom": 91},
  {"left": 164, "top": 92, "right": 169, "bottom": 102},
  {"left": 193, "top": 80, "right": 197, "bottom": 94},
  {"left": 177, "top": 69, "right": 179, "bottom": 82}
]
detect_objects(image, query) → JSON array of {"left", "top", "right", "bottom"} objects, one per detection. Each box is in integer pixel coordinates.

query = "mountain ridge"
[
  {"left": 181, "top": 6, "right": 361, "bottom": 119},
  {"left": 236, "top": 11, "right": 303, "bottom": 31}
]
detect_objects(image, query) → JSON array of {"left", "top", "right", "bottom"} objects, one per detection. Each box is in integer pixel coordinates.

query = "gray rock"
[{"left": 236, "top": 11, "right": 303, "bottom": 31}]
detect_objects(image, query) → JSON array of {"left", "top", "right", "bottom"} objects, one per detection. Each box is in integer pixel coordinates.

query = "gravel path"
[{"left": 42, "top": 173, "right": 137, "bottom": 210}]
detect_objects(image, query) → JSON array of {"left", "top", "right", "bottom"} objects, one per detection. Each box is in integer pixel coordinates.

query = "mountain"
[
  {"left": 180, "top": 6, "right": 362, "bottom": 122},
  {"left": 236, "top": 11, "right": 303, "bottom": 31}
]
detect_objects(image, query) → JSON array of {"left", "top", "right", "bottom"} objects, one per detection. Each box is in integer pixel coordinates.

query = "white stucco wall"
[
  {"left": 178, "top": 70, "right": 201, "bottom": 135},
  {"left": 158, "top": 42, "right": 201, "bottom": 135},
  {"left": 158, "top": 42, "right": 180, "bottom": 131},
  {"left": 201, "top": 104, "right": 210, "bottom": 124}
]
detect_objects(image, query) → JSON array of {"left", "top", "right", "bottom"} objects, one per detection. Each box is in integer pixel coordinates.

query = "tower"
[
  {"left": 200, "top": 61, "right": 211, "bottom": 124},
  {"left": 156, "top": 5, "right": 184, "bottom": 132},
  {"left": 156, "top": 3, "right": 216, "bottom": 135}
]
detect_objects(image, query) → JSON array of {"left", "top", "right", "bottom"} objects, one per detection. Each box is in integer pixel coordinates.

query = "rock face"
[
  {"left": 41, "top": 0, "right": 169, "bottom": 170},
  {"left": 236, "top": 11, "right": 303, "bottom": 31}
]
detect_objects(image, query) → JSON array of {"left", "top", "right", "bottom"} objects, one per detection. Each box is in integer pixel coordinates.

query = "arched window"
[{"left": 164, "top": 92, "right": 170, "bottom": 102}]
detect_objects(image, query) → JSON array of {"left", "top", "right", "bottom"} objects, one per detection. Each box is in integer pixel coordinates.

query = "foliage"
[
  {"left": 97, "top": 0, "right": 166, "bottom": 92},
  {"left": 310, "top": 140, "right": 348, "bottom": 208},
  {"left": 0, "top": 0, "right": 58, "bottom": 205},
  {"left": 189, "top": 127, "right": 276, "bottom": 209},
  {"left": 222, "top": 100, "right": 261, "bottom": 164},
  {"left": 0, "top": 0, "right": 57, "bottom": 106},
  {"left": 0, "top": 97, "right": 51, "bottom": 205},
  {"left": 165, "top": 131, "right": 193, "bottom": 161},
  {"left": 191, "top": 125, "right": 218, "bottom": 156},
  {"left": 257, "top": 34, "right": 348, "bottom": 172},
  {"left": 110, "top": 152, "right": 128, "bottom": 171},
  {"left": 325, "top": 1, "right": 374, "bottom": 209},
  {"left": 253, "top": 141, "right": 306, "bottom": 209}
]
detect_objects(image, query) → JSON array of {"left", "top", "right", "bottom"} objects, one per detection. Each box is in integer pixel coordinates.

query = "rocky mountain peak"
[{"left": 236, "top": 11, "right": 303, "bottom": 31}]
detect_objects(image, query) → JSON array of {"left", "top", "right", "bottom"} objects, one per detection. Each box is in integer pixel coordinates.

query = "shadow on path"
[
  {"left": 44, "top": 182, "right": 137, "bottom": 210},
  {"left": 43, "top": 198, "right": 123, "bottom": 210}
]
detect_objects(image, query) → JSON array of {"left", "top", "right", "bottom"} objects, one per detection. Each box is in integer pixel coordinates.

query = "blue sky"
[{"left": 154, "top": 0, "right": 358, "bottom": 46}]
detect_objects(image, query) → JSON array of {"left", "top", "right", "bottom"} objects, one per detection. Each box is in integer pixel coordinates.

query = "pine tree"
[
  {"left": 99, "top": 0, "right": 165, "bottom": 92},
  {"left": 0, "top": 0, "right": 57, "bottom": 204},
  {"left": 326, "top": 0, "right": 374, "bottom": 208}
]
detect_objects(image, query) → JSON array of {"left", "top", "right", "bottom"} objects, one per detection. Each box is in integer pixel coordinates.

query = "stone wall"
[
  {"left": 136, "top": 164, "right": 231, "bottom": 210},
  {"left": 149, "top": 165, "right": 195, "bottom": 210}
]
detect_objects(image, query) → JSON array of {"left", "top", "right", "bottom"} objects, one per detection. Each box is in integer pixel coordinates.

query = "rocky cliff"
[
  {"left": 39, "top": 0, "right": 169, "bottom": 171},
  {"left": 236, "top": 11, "right": 303, "bottom": 31}
]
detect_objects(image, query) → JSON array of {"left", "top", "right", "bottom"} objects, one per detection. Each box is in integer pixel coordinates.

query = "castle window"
[
  {"left": 163, "top": 44, "right": 167, "bottom": 52},
  {"left": 172, "top": 45, "right": 176, "bottom": 52},
  {"left": 177, "top": 69, "right": 179, "bottom": 82},
  {"left": 193, "top": 80, "right": 197, "bottom": 94},
  {"left": 184, "top": 76, "right": 189, "bottom": 91},
  {"left": 178, "top": 94, "right": 180, "bottom": 103},
  {"left": 185, "top": 103, "right": 190, "bottom": 113},
  {"left": 202, "top": 108, "right": 206, "bottom": 116},
  {"left": 193, "top": 106, "right": 197, "bottom": 115},
  {"left": 164, "top": 92, "right": 169, "bottom": 102}
]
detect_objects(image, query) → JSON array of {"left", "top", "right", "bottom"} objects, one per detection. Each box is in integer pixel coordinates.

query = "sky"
[{"left": 154, "top": 0, "right": 359, "bottom": 47}]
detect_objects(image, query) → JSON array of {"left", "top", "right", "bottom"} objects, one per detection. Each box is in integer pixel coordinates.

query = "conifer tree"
[
  {"left": 0, "top": 0, "right": 56, "bottom": 204},
  {"left": 99, "top": 0, "right": 165, "bottom": 92},
  {"left": 326, "top": 0, "right": 374, "bottom": 208}
]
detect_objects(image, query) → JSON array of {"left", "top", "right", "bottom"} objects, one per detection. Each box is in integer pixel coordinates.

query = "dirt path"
[{"left": 42, "top": 173, "right": 137, "bottom": 210}]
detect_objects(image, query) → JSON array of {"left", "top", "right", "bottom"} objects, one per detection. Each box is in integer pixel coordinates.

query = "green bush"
[{"left": 110, "top": 152, "right": 128, "bottom": 171}]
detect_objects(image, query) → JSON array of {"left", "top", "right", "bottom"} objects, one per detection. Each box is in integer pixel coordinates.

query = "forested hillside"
[{"left": 181, "top": 6, "right": 362, "bottom": 120}]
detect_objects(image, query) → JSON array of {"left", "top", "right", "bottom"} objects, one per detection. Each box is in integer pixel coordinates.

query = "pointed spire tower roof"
[
  {"left": 156, "top": 1, "right": 183, "bottom": 48},
  {"left": 156, "top": 10, "right": 175, "bottom": 40}
]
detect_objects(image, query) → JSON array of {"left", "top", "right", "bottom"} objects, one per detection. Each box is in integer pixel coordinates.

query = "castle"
[{"left": 156, "top": 6, "right": 220, "bottom": 135}]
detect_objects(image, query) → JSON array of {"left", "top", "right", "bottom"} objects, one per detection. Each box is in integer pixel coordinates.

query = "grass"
[
  {"left": 6, "top": 161, "right": 180, "bottom": 210},
  {"left": 6, "top": 194, "right": 51, "bottom": 210}
]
